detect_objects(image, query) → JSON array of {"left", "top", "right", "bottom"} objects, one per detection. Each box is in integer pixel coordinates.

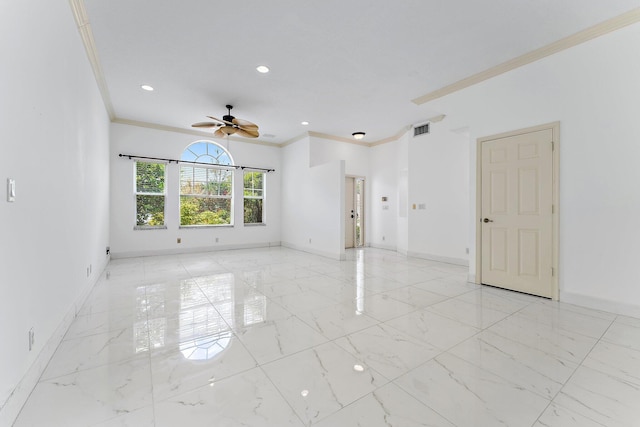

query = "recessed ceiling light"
[
  {"left": 141, "top": 85, "right": 154, "bottom": 91},
  {"left": 301, "top": 121, "right": 309, "bottom": 126},
  {"left": 256, "top": 65, "right": 270, "bottom": 74}
]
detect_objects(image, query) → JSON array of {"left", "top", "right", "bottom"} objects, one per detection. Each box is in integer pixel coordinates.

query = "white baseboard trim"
[
  {"left": 0, "top": 257, "right": 109, "bottom": 427},
  {"left": 560, "top": 291, "right": 640, "bottom": 318},
  {"left": 111, "top": 241, "right": 282, "bottom": 259},
  {"left": 281, "top": 242, "right": 345, "bottom": 261},
  {"left": 368, "top": 243, "right": 397, "bottom": 251},
  {"left": 406, "top": 251, "right": 469, "bottom": 267}
]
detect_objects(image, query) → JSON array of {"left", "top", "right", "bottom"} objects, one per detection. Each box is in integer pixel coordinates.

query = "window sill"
[
  {"left": 134, "top": 225, "right": 168, "bottom": 230},
  {"left": 244, "top": 223, "right": 267, "bottom": 227}
]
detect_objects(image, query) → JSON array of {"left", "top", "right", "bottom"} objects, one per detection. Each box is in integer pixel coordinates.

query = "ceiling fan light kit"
[{"left": 192, "top": 105, "right": 260, "bottom": 139}]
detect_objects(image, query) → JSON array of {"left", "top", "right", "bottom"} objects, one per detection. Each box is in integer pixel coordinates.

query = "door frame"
[{"left": 475, "top": 122, "right": 560, "bottom": 300}]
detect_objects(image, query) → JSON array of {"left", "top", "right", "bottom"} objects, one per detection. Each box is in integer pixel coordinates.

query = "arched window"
[
  {"left": 179, "top": 141, "right": 234, "bottom": 226},
  {"left": 180, "top": 140, "right": 234, "bottom": 165}
]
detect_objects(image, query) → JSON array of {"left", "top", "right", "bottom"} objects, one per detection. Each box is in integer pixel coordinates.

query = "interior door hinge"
[
  {"left": 551, "top": 141, "right": 555, "bottom": 151},
  {"left": 552, "top": 204, "right": 555, "bottom": 214},
  {"left": 551, "top": 267, "right": 555, "bottom": 276}
]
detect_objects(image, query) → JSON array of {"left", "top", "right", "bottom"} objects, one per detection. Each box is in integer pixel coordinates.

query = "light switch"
[{"left": 7, "top": 178, "right": 15, "bottom": 202}]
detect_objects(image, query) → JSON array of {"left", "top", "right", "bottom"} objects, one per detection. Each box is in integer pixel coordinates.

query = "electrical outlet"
[
  {"left": 106, "top": 246, "right": 110, "bottom": 256},
  {"left": 28, "top": 328, "right": 34, "bottom": 351},
  {"left": 86, "top": 267, "right": 90, "bottom": 277},
  {"left": 465, "top": 247, "right": 469, "bottom": 254},
  {"left": 215, "top": 237, "right": 219, "bottom": 243},
  {"left": 308, "top": 238, "right": 312, "bottom": 244},
  {"left": 382, "top": 236, "right": 385, "bottom": 241}
]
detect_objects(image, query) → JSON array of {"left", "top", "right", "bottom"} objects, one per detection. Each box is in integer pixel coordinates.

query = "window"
[
  {"left": 180, "top": 141, "right": 234, "bottom": 226},
  {"left": 135, "top": 161, "right": 166, "bottom": 227},
  {"left": 243, "top": 171, "right": 264, "bottom": 224}
]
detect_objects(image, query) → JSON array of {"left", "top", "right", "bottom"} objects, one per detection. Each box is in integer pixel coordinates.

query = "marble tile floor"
[{"left": 13, "top": 247, "right": 640, "bottom": 426}]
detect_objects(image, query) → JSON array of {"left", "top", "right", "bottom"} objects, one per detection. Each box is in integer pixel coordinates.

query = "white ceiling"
[{"left": 82, "top": 0, "right": 639, "bottom": 144}]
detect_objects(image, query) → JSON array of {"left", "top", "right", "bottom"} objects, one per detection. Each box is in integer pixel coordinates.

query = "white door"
[
  {"left": 345, "top": 177, "right": 355, "bottom": 248},
  {"left": 481, "top": 128, "right": 554, "bottom": 297}
]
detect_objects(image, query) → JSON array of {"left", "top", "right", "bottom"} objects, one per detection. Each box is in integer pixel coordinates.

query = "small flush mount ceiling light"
[
  {"left": 140, "top": 84, "right": 154, "bottom": 91},
  {"left": 256, "top": 65, "right": 270, "bottom": 74},
  {"left": 301, "top": 121, "right": 309, "bottom": 126},
  {"left": 352, "top": 132, "right": 365, "bottom": 140}
]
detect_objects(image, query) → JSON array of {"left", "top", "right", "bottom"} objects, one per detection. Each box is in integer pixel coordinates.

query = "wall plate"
[{"left": 7, "top": 178, "right": 15, "bottom": 202}]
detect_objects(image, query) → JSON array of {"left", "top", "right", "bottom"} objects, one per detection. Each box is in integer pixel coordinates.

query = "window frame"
[
  {"left": 179, "top": 141, "right": 235, "bottom": 228},
  {"left": 243, "top": 170, "right": 265, "bottom": 225},
  {"left": 134, "top": 160, "right": 167, "bottom": 230}
]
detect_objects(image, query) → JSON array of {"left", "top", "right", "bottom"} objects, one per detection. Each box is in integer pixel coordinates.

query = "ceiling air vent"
[{"left": 413, "top": 123, "right": 430, "bottom": 137}]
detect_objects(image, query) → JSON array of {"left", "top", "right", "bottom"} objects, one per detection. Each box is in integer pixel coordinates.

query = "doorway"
[
  {"left": 345, "top": 176, "right": 365, "bottom": 248},
  {"left": 476, "top": 123, "right": 559, "bottom": 299}
]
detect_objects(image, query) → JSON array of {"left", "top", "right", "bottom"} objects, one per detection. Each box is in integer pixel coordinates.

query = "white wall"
[
  {"left": 369, "top": 141, "right": 399, "bottom": 249},
  {"left": 110, "top": 123, "right": 281, "bottom": 257},
  {"left": 0, "top": 1, "right": 111, "bottom": 423},
  {"left": 309, "top": 136, "right": 371, "bottom": 248},
  {"left": 281, "top": 137, "right": 345, "bottom": 259},
  {"left": 426, "top": 22, "right": 640, "bottom": 314},
  {"left": 368, "top": 126, "right": 469, "bottom": 265},
  {"left": 309, "top": 137, "right": 370, "bottom": 175},
  {"left": 407, "top": 123, "right": 469, "bottom": 264}
]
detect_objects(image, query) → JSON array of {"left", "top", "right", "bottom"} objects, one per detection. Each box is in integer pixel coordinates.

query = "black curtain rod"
[{"left": 118, "top": 153, "right": 275, "bottom": 172}]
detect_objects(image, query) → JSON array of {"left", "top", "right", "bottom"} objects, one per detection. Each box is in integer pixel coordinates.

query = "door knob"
[{"left": 483, "top": 218, "right": 493, "bottom": 223}]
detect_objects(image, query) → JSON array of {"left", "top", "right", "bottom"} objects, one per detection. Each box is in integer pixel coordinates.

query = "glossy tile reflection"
[{"left": 13, "top": 247, "right": 640, "bottom": 426}]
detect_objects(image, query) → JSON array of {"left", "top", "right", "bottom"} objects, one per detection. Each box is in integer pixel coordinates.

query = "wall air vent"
[{"left": 413, "top": 123, "right": 430, "bottom": 137}]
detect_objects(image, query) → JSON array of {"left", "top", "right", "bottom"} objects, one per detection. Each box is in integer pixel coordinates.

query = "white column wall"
[
  {"left": 281, "top": 137, "right": 345, "bottom": 259},
  {"left": 407, "top": 123, "right": 470, "bottom": 264},
  {"left": 369, "top": 142, "right": 399, "bottom": 250},
  {"left": 0, "top": 1, "right": 111, "bottom": 423}
]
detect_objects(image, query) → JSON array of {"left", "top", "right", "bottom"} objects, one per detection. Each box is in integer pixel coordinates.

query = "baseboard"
[
  {"left": 111, "top": 241, "right": 282, "bottom": 259},
  {"left": 281, "top": 242, "right": 345, "bottom": 261},
  {"left": 368, "top": 242, "right": 397, "bottom": 251},
  {"left": 0, "top": 257, "right": 109, "bottom": 427},
  {"left": 560, "top": 291, "right": 640, "bottom": 318},
  {"left": 406, "top": 251, "right": 469, "bottom": 267},
  {"left": 468, "top": 274, "right": 477, "bottom": 284}
]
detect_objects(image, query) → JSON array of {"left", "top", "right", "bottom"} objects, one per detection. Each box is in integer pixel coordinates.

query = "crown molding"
[
  {"left": 412, "top": 7, "right": 640, "bottom": 105},
  {"left": 369, "top": 126, "right": 412, "bottom": 147},
  {"left": 69, "top": 0, "right": 115, "bottom": 120},
  {"left": 112, "top": 118, "right": 282, "bottom": 147},
  {"left": 308, "top": 131, "right": 371, "bottom": 146},
  {"left": 281, "top": 132, "right": 311, "bottom": 147}
]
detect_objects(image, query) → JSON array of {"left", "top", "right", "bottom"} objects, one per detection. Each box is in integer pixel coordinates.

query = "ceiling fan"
[{"left": 192, "top": 105, "right": 259, "bottom": 138}]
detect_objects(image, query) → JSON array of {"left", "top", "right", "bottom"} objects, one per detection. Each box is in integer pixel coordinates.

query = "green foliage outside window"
[
  {"left": 180, "top": 165, "right": 233, "bottom": 225},
  {"left": 136, "top": 162, "right": 165, "bottom": 226},
  {"left": 244, "top": 172, "right": 264, "bottom": 224},
  {"left": 180, "top": 196, "right": 231, "bottom": 225}
]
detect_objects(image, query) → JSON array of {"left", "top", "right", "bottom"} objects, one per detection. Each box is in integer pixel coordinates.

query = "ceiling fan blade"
[
  {"left": 192, "top": 121, "right": 220, "bottom": 128},
  {"left": 213, "top": 128, "right": 227, "bottom": 138},
  {"left": 207, "top": 116, "right": 234, "bottom": 126},
  {"left": 235, "top": 128, "right": 259, "bottom": 138},
  {"left": 232, "top": 117, "right": 258, "bottom": 130},
  {"left": 221, "top": 126, "right": 238, "bottom": 135}
]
